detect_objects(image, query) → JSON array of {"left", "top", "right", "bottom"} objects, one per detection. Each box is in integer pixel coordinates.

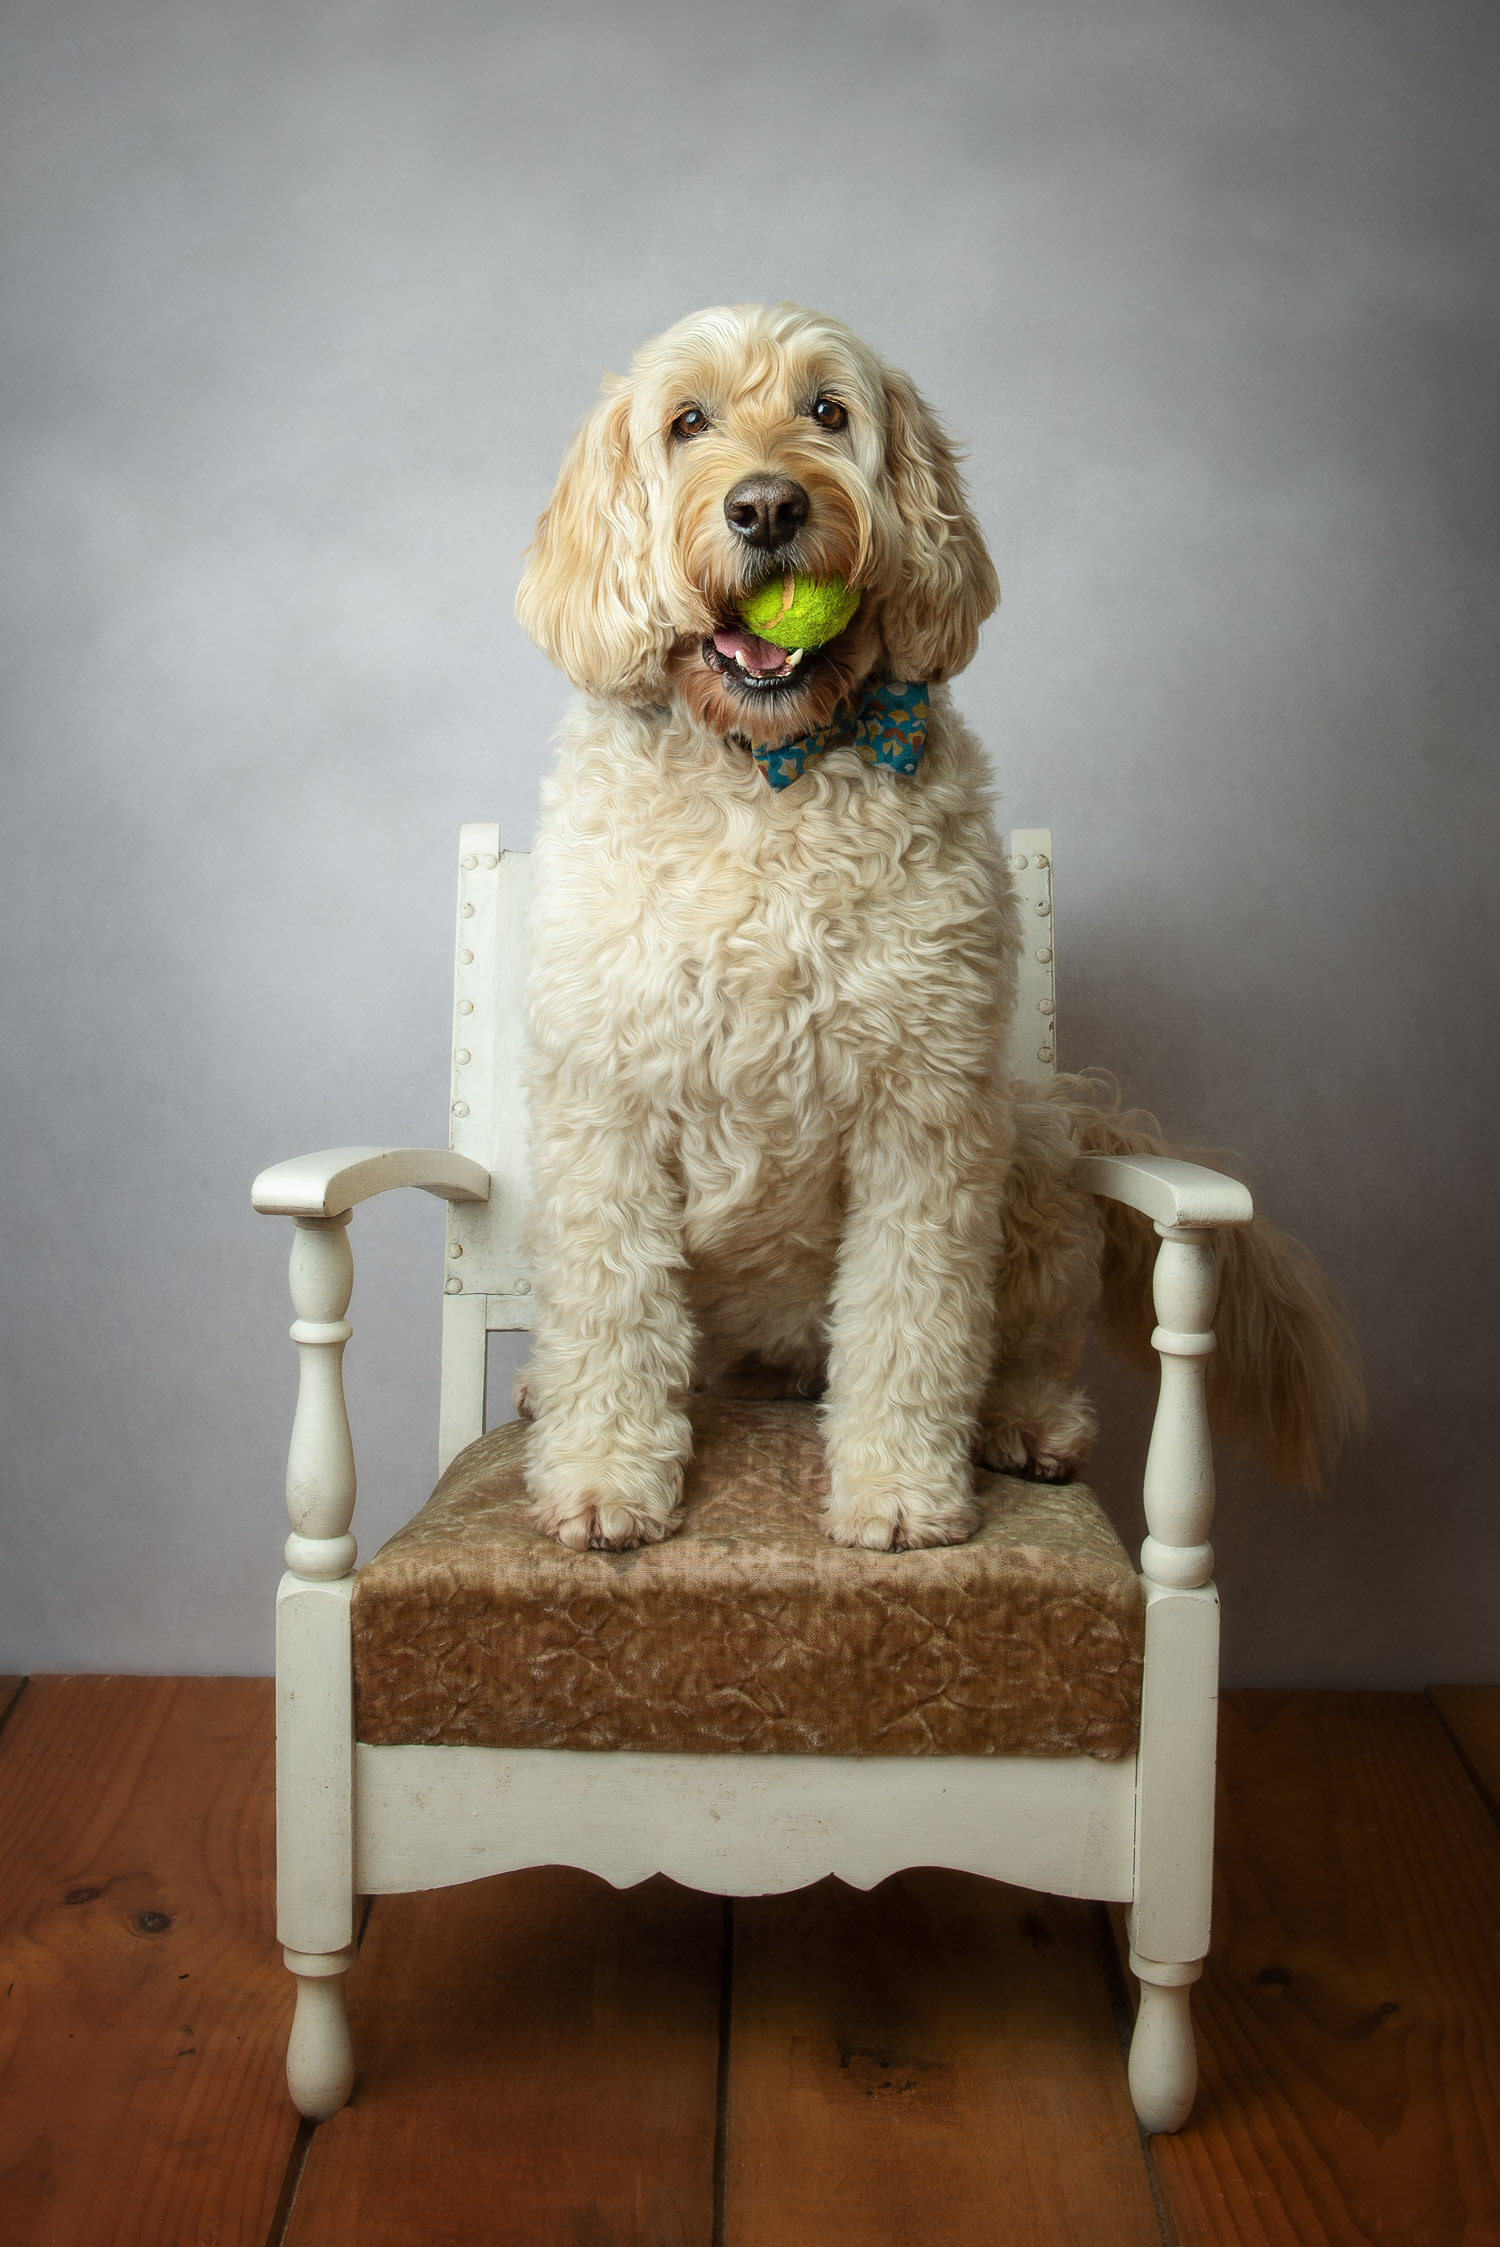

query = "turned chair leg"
[
  {"left": 277, "top": 1214, "right": 361, "bottom": 2120},
  {"left": 1126, "top": 1222, "right": 1223, "bottom": 2137},
  {"left": 285, "top": 1944, "right": 357, "bottom": 2120},
  {"left": 1127, "top": 1953, "right": 1203, "bottom": 2133}
]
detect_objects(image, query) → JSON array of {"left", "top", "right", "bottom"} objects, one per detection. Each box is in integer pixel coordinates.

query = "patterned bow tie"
[{"left": 750, "top": 677, "right": 929, "bottom": 792}]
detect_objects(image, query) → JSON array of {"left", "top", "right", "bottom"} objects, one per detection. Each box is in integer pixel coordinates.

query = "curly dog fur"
[{"left": 514, "top": 302, "right": 1361, "bottom": 1551}]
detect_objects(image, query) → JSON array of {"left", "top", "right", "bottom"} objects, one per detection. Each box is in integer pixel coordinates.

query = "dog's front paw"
[
  {"left": 525, "top": 1399, "right": 691, "bottom": 1552},
  {"left": 527, "top": 1489, "right": 676, "bottom": 1550},
  {"left": 821, "top": 1477, "right": 978, "bottom": 1553},
  {"left": 526, "top": 1457, "right": 686, "bottom": 1552}
]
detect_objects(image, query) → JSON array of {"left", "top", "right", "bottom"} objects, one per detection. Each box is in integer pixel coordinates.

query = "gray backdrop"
[{"left": 3, "top": 0, "right": 1496, "bottom": 1683}]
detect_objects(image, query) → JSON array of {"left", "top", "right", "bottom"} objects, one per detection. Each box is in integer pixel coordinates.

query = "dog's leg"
[
  {"left": 976, "top": 1096, "right": 1105, "bottom": 1482},
  {"left": 820, "top": 1084, "right": 1007, "bottom": 1550},
  {"left": 522, "top": 1115, "right": 694, "bottom": 1550},
  {"left": 974, "top": 1359, "right": 1097, "bottom": 1482}
]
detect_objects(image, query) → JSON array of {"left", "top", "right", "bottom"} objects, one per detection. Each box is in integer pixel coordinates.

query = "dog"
[{"left": 512, "top": 302, "right": 1361, "bottom": 1552}]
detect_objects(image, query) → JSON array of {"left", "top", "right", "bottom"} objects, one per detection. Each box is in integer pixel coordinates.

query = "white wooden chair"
[{"left": 252, "top": 824, "right": 1249, "bottom": 2135}]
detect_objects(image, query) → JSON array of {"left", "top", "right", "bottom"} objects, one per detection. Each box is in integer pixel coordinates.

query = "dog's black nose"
[{"left": 723, "top": 475, "right": 809, "bottom": 550}]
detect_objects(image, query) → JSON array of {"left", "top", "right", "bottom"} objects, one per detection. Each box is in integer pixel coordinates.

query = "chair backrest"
[
  {"left": 1003, "top": 828, "right": 1058, "bottom": 1085},
  {"left": 436, "top": 820, "right": 1057, "bottom": 1466}
]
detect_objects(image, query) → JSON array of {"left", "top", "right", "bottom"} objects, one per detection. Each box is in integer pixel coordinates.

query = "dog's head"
[{"left": 516, "top": 303, "right": 999, "bottom": 745}]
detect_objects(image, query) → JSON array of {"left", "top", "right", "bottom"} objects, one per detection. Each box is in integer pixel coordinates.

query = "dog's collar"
[{"left": 748, "top": 677, "right": 929, "bottom": 792}]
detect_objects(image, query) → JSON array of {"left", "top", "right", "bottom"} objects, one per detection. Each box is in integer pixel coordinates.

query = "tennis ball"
[{"left": 738, "top": 572, "right": 861, "bottom": 650}]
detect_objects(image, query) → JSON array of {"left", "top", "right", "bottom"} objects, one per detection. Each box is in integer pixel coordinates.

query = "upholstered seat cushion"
[{"left": 352, "top": 1399, "right": 1144, "bottom": 1760}]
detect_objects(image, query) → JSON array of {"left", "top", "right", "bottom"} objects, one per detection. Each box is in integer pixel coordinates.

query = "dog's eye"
[
  {"left": 810, "top": 397, "right": 848, "bottom": 432},
  {"left": 671, "top": 405, "right": 711, "bottom": 440}
]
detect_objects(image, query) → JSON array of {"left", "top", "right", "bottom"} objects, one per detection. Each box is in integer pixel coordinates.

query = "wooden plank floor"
[
  {"left": 727, "top": 1870, "right": 1162, "bottom": 2246},
  {"left": 1119, "top": 1694, "right": 1500, "bottom": 2247},
  {"left": 281, "top": 1870, "right": 724, "bottom": 2247},
  {"left": 0, "top": 1676, "right": 299, "bottom": 2247},
  {"left": 1, "top": 1683, "right": 1497, "bottom": 2247},
  {"left": 1430, "top": 1686, "right": 1500, "bottom": 1825}
]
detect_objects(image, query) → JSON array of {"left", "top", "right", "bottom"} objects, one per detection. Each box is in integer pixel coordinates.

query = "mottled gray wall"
[{"left": 2, "top": 0, "right": 1495, "bottom": 1681}]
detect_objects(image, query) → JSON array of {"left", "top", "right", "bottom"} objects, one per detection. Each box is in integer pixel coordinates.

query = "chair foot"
[
  {"left": 1127, "top": 1953, "right": 1202, "bottom": 2134},
  {"left": 284, "top": 1945, "right": 356, "bottom": 2119}
]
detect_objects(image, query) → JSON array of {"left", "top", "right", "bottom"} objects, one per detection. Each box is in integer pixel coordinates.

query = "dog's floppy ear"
[
  {"left": 516, "top": 380, "right": 673, "bottom": 701},
  {"left": 879, "top": 366, "right": 999, "bottom": 682}
]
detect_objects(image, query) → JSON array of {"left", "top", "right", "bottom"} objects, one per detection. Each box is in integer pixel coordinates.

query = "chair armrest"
[
  {"left": 1073, "top": 1153, "right": 1252, "bottom": 1229},
  {"left": 256, "top": 1147, "right": 488, "bottom": 1587},
  {"left": 1076, "top": 1151, "right": 1250, "bottom": 1597},
  {"left": 252, "top": 1145, "right": 490, "bottom": 1219}
]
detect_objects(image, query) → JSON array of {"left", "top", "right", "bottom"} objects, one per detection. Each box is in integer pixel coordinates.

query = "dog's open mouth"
[{"left": 703, "top": 622, "right": 818, "bottom": 695}]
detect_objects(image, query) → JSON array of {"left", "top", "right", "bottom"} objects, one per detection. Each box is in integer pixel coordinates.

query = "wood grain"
[
  {"left": 0, "top": 1677, "right": 27, "bottom": 1731},
  {"left": 727, "top": 1870, "right": 1162, "bottom": 2247},
  {"left": 1428, "top": 1686, "right": 1500, "bottom": 1827},
  {"left": 0, "top": 1674, "right": 299, "bottom": 2247},
  {"left": 284, "top": 1868, "right": 722, "bottom": 2247},
  {"left": 1142, "top": 1691, "right": 1500, "bottom": 2247}
]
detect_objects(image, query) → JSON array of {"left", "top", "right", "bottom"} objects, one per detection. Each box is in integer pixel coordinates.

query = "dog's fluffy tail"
[{"left": 1039, "top": 1072, "right": 1365, "bottom": 1493}]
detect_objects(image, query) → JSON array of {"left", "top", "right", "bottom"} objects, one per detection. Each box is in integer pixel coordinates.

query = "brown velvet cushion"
[{"left": 352, "top": 1399, "right": 1143, "bottom": 1760}]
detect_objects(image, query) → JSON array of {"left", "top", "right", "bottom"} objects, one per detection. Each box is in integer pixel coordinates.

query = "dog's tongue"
[{"left": 712, "top": 623, "right": 788, "bottom": 674}]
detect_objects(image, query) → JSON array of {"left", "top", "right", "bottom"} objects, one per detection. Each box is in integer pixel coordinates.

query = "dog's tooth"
[
  {"left": 785, "top": 647, "right": 805, "bottom": 668},
  {"left": 733, "top": 650, "right": 749, "bottom": 669}
]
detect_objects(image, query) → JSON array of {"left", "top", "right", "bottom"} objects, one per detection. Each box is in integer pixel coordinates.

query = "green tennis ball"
[{"left": 738, "top": 572, "right": 861, "bottom": 650}]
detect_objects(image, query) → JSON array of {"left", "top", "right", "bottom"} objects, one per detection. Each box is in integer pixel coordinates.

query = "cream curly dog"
[{"left": 514, "top": 302, "right": 1360, "bottom": 1552}]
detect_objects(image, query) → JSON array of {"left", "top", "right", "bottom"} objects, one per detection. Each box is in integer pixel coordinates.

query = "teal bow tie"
[{"left": 751, "top": 677, "right": 929, "bottom": 791}]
